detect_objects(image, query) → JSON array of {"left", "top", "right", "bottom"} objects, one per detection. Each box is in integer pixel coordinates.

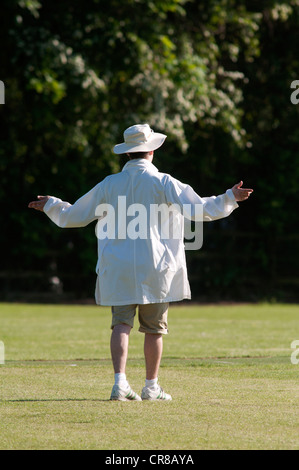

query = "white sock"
[
  {"left": 115, "top": 373, "right": 128, "bottom": 387},
  {"left": 145, "top": 378, "right": 158, "bottom": 389}
]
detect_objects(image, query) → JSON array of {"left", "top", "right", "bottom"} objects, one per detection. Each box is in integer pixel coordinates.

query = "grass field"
[{"left": 0, "top": 302, "right": 298, "bottom": 450}]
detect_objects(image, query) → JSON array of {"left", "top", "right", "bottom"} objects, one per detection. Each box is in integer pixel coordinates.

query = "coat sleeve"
[
  {"left": 43, "top": 183, "right": 104, "bottom": 228},
  {"left": 164, "top": 176, "right": 239, "bottom": 221}
]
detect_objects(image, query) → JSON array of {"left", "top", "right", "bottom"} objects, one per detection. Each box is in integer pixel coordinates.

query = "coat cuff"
[
  {"left": 43, "top": 196, "right": 62, "bottom": 213},
  {"left": 226, "top": 188, "right": 237, "bottom": 202}
]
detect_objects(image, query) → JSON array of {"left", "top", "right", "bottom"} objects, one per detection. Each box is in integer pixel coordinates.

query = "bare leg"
[
  {"left": 110, "top": 323, "right": 131, "bottom": 374},
  {"left": 144, "top": 333, "right": 163, "bottom": 380}
]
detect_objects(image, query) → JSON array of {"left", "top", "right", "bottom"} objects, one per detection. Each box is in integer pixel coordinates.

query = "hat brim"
[{"left": 113, "top": 133, "right": 167, "bottom": 154}]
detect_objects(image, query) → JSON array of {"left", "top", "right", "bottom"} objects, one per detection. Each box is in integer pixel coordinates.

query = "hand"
[
  {"left": 28, "top": 195, "right": 51, "bottom": 212},
  {"left": 232, "top": 181, "right": 253, "bottom": 201}
]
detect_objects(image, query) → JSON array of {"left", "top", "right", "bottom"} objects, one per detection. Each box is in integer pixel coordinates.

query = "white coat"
[{"left": 44, "top": 159, "right": 238, "bottom": 305}]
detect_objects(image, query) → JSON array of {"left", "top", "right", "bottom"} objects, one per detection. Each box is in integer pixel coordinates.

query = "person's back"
[{"left": 95, "top": 157, "right": 187, "bottom": 306}]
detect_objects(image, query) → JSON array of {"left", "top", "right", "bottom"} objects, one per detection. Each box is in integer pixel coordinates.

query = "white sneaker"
[
  {"left": 110, "top": 384, "right": 142, "bottom": 401},
  {"left": 141, "top": 384, "right": 172, "bottom": 401}
]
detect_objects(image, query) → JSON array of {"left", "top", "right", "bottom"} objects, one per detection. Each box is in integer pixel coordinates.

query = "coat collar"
[{"left": 122, "top": 158, "right": 159, "bottom": 174}]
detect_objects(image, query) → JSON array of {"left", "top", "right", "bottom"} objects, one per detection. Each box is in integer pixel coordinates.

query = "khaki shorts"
[{"left": 111, "top": 303, "right": 169, "bottom": 335}]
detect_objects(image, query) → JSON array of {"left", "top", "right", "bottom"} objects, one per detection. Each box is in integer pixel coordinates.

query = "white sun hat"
[{"left": 113, "top": 124, "right": 167, "bottom": 154}]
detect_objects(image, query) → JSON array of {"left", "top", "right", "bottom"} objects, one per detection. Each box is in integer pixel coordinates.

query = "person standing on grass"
[{"left": 28, "top": 123, "right": 253, "bottom": 402}]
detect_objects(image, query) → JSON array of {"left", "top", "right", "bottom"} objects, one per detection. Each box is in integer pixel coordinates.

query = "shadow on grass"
[
  {"left": 3, "top": 356, "right": 290, "bottom": 365},
  {"left": 1, "top": 398, "right": 111, "bottom": 402}
]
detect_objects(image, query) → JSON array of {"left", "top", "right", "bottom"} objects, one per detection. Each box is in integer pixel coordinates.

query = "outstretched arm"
[
  {"left": 164, "top": 176, "right": 253, "bottom": 222},
  {"left": 28, "top": 183, "right": 103, "bottom": 228}
]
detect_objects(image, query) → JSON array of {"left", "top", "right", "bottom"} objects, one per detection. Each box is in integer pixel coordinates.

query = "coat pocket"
[
  {"left": 155, "top": 243, "right": 177, "bottom": 272},
  {"left": 95, "top": 244, "right": 108, "bottom": 275}
]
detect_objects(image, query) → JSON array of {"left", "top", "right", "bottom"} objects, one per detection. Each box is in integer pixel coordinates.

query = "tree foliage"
[{"left": 1, "top": 0, "right": 299, "bottom": 301}]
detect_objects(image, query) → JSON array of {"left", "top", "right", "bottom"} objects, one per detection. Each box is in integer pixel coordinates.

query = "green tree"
[{"left": 1, "top": 0, "right": 298, "bottom": 301}]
